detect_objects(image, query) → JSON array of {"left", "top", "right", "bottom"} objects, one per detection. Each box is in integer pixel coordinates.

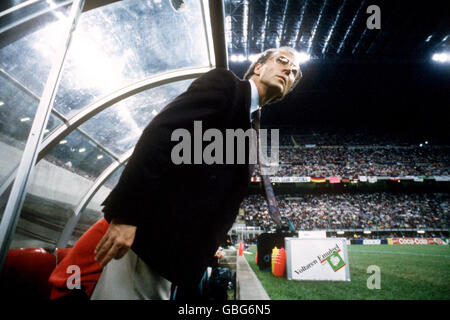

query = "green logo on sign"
[{"left": 326, "top": 251, "right": 345, "bottom": 272}]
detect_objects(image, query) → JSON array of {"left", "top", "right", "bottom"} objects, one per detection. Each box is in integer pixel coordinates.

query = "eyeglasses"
[{"left": 273, "top": 55, "right": 299, "bottom": 77}]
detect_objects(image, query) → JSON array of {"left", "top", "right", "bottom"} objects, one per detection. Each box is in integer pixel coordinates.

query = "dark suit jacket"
[{"left": 102, "top": 68, "right": 252, "bottom": 286}]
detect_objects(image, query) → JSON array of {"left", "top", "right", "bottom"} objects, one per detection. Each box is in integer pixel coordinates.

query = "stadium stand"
[
  {"left": 254, "top": 133, "right": 449, "bottom": 178},
  {"left": 241, "top": 192, "right": 449, "bottom": 233}
]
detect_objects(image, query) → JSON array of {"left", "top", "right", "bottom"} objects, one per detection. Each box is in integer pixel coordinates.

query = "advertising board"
[{"left": 285, "top": 238, "right": 350, "bottom": 281}]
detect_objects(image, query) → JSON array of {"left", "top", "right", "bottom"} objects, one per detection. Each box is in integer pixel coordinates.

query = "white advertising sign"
[
  {"left": 298, "top": 230, "right": 327, "bottom": 239},
  {"left": 363, "top": 239, "right": 381, "bottom": 245},
  {"left": 285, "top": 238, "right": 351, "bottom": 281},
  {"left": 434, "top": 176, "right": 450, "bottom": 181},
  {"left": 269, "top": 177, "right": 311, "bottom": 183}
]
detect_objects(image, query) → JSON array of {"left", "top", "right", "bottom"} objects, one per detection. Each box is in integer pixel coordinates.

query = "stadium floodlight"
[
  {"left": 432, "top": 52, "right": 449, "bottom": 63},
  {"left": 248, "top": 54, "right": 259, "bottom": 63},
  {"left": 230, "top": 54, "right": 246, "bottom": 62},
  {"left": 232, "top": 52, "right": 311, "bottom": 64},
  {"left": 417, "top": 230, "right": 425, "bottom": 234},
  {"left": 296, "top": 51, "right": 311, "bottom": 64}
]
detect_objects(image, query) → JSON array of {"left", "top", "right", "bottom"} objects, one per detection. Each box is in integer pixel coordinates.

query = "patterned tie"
[
  {"left": 250, "top": 109, "right": 285, "bottom": 229},
  {"left": 248, "top": 109, "right": 260, "bottom": 179}
]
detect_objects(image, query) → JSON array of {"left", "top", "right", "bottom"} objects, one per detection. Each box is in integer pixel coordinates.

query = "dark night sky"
[{"left": 230, "top": 58, "right": 450, "bottom": 144}]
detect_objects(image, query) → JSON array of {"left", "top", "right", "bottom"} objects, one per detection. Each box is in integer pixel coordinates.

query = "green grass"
[{"left": 243, "top": 244, "right": 450, "bottom": 300}]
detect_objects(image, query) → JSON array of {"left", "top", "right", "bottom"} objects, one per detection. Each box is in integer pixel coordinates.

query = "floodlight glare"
[
  {"left": 297, "top": 52, "right": 311, "bottom": 64},
  {"left": 232, "top": 52, "right": 310, "bottom": 64},
  {"left": 432, "top": 52, "right": 449, "bottom": 63},
  {"left": 248, "top": 54, "right": 259, "bottom": 63},
  {"left": 230, "top": 54, "right": 238, "bottom": 62}
]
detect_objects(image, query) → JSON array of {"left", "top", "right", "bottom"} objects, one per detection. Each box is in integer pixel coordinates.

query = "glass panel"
[
  {"left": 52, "top": 0, "right": 209, "bottom": 117},
  {"left": 9, "top": 129, "right": 115, "bottom": 248},
  {"left": 1, "top": 1, "right": 31, "bottom": 10},
  {"left": 0, "top": 1, "right": 32, "bottom": 15},
  {"left": 0, "top": 0, "right": 70, "bottom": 31},
  {"left": 0, "top": 71, "right": 63, "bottom": 187},
  {"left": 0, "top": 3, "right": 71, "bottom": 96},
  {"left": 79, "top": 79, "right": 193, "bottom": 155},
  {"left": 45, "top": 129, "right": 115, "bottom": 179},
  {"left": 0, "top": 0, "right": 69, "bottom": 198},
  {"left": 0, "top": 183, "right": 13, "bottom": 222},
  {"left": 68, "top": 165, "right": 125, "bottom": 247}
]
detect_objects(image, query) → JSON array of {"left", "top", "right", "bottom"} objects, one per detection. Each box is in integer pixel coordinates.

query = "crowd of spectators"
[
  {"left": 274, "top": 146, "right": 449, "bottom": 177},
  {"left": 240, "top": 192, "right": 449, "bottom": 231},
  {"left": 278, "top": 132, "right": 443, "bottom": 147},
  {"left": 255, "top": 133, "right": 449, "bottom": 177}
]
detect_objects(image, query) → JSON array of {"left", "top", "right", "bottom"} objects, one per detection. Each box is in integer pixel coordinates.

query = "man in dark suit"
[{"left": 91, "top": 47, "right": 302, "bottom": 299}]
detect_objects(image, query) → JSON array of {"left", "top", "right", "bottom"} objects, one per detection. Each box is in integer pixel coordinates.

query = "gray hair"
[{"left": 243, "top": 46, "right": 303, "bottom": 92}]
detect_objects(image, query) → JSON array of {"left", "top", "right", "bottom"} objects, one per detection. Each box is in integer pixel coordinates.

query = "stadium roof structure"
[
  {"left": 0, "top": 0, "right": 448, "bottom": 268},
  {"left": 225, "top": 0, "right": 449, "bottom": 62},
  {"left": 224, "top": 0, "right": 450, "bottom": 137}
]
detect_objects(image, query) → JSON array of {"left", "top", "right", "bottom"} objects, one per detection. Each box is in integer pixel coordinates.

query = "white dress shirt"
[{"left": 248, "top": 79, "right": 260, "bottom": 122}]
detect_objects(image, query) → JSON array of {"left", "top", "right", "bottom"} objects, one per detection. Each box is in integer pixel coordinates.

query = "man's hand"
[
  {"left": 215, "top": 249, "right": 224, "bottom": 259},
  {"left": 94, "top": 219, "right": 136, "bottom": 267}
]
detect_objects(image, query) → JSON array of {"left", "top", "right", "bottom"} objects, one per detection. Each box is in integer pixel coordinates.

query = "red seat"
[
  {"left": 0, "top": 248, "right": 56, "bottom": 299},
  {"left": 55, "top": 248, "right": 72, "bottom": 265}
]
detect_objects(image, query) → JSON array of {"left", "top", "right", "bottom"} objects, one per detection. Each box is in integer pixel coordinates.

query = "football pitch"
[{"left": 244, "top": 244, "right": 450, "bottom": 300}]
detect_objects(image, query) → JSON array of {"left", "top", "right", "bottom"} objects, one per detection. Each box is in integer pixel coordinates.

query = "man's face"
[{"left": 254, "top": 51, "right": 299, "bottom": 101}]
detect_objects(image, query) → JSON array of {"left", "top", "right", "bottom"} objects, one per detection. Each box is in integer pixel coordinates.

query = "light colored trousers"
[{"left": 91, "top": 249, "right": 172, "bottom": 300}]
